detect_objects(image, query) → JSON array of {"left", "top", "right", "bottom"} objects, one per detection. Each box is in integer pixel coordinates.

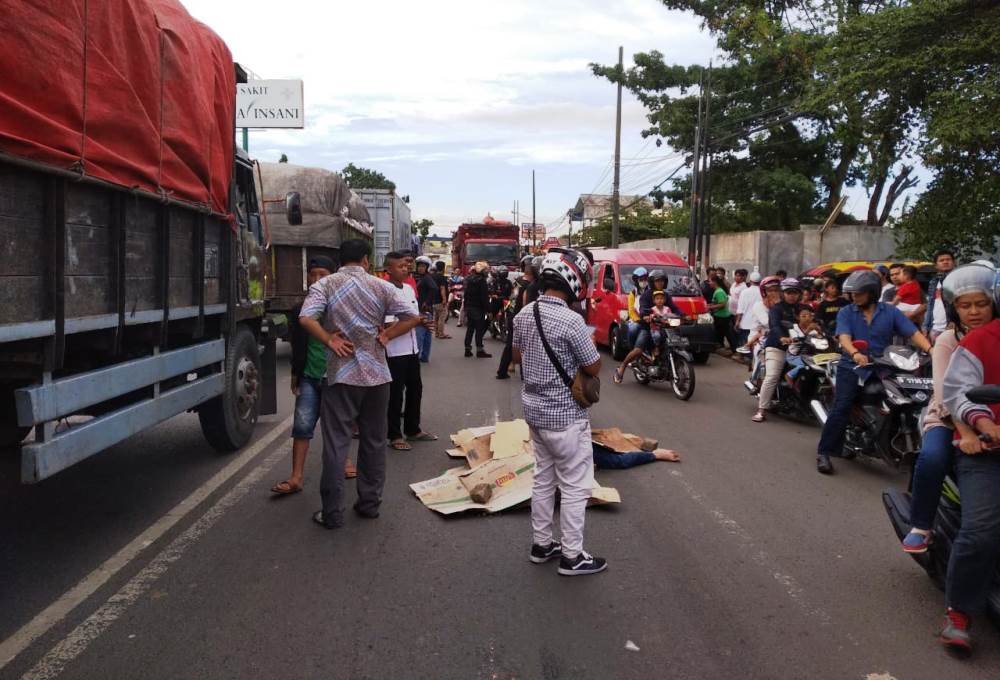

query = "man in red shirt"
[{"left": 891, "top": 265, "right": 926, "bottom": 323}]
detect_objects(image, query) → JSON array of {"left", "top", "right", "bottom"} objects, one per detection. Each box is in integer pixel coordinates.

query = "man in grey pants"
[{"left": 299, "top": 239, "right": 425, "bottom": 528}]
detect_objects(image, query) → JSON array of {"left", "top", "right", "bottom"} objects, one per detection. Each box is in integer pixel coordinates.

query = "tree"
[
  {"left": 591, "top": 1, "right": 933, "bottom": 229},
  {"left": 341, "top": 163, "right": 396, "bottom": 191},
  {"left": 577, "top": 203, "right": 689, "bottom": 247},
  {"left": 278, "top": 153, "right": 288, "bottom": 163},
  {"left": 412, "top": 218, "right": 434, "bottom": 239}
]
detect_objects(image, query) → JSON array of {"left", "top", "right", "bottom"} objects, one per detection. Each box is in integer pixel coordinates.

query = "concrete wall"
[{"left": 622, "top": 225, "right": 899, "bottom": 275}]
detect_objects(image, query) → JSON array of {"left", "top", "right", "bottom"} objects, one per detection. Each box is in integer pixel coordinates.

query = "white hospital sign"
[{"left": 236, "top": 80, "right": 304, "bottom": 129}]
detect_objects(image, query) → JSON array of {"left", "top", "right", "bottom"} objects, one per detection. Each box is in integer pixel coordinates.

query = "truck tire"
[
  {"left": 199, "top": 325, "right": 261, "bottom": 451},
  {"left": 1, "top": 387, "right": 30, "bottom": 450}
]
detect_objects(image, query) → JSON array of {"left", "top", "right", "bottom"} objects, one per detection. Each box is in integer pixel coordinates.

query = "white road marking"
[
  {"left": 21, "top": 438, "right": 293, "bottom": 680},
  {"left": 0, "top": 415, "right": 293, "bottom": 673},
  {"left": 668, "top": 469, "right": 835, "bottom": 628}
]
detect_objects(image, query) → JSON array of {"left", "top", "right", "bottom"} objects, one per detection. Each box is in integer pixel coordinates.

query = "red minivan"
[{"left": 588, "top": 248, "right": 718, "bottom": 363}]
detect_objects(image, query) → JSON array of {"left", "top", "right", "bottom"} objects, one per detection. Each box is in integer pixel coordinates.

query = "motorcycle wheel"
[{"left": 671, "top": 356, "right": 696, "bottom": 401}]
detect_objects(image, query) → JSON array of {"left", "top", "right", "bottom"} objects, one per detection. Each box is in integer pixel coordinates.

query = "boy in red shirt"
[{"left": 892, "top": 265, "right": 925, "bottom": 323}]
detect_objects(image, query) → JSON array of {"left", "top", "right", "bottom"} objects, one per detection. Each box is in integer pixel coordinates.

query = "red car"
[{"left": 587, "top": 248, "right": 718, "bottom": 363}]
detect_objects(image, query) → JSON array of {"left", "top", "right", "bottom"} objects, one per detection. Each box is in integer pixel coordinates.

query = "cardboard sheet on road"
[{"left": 412, "top": 419, "right": 621, "bottom": 515}]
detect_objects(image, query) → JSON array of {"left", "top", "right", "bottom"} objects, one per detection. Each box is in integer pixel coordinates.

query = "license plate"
[
  {"left": 897, "top": 376, "right": 933, "bottom": 389},
  {"left": 812, "top": 353, "right": 841, "bottom": 365}
]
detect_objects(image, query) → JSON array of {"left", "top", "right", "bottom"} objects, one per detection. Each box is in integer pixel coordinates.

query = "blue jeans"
[
  {"left": 817, "top": 360, "right": 865, "bottom": 457},
  {"left": 627, "top": 321, "right": 641, "bottom": 347},
  {"left": 593, "top": 447, "right": 656, "bottom": 469},
  {"left": 786, "top": 354, "right": 805, "bottom": 379},
  {"left": 635, "top": 328, "right": 653, "bottom": 353},
  {"left": 415, "top": 324, "right": 432, "bottom": 362},
  {"left": 908, "top": 426, "right": 954, "bottom": 530},
  {"left": 292, "top": 376, "right": 324, "bottom": 439},
  {"left": 947, "top": 452, "right": 1000, "bottom": 614}
]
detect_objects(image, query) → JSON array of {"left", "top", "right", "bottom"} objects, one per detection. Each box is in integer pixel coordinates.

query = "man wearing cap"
[
  {"left": 271, "top": 256, "right": 356, "bottom": 496},
  {"left": 735, "top": 271, "right": 763, "bottom": 348}
]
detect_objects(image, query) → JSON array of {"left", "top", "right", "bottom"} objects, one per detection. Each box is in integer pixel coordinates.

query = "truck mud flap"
[
  {"left": 258, "top": 332, "right": 278, "bottom": 416},
  {"left": 15, "top": 339, "right": 225, "bottom": 483}
]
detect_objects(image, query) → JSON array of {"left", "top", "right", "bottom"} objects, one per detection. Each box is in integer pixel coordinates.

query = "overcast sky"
[{"left": 183, "top": 0, "right": 716, "bottom": 235}]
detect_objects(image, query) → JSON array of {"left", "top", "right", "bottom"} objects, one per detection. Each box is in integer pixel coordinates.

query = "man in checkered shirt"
[
  {"left": 299, "top": 239, "right": 426, "bottom": 529},
  {"left": 512, "top": 248, "right": 606, "bottom": 576}
]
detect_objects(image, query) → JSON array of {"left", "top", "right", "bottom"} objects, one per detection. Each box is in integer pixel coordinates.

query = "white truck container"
[{"left": 356, "top": 188, "right": 412, "bottom": 269}]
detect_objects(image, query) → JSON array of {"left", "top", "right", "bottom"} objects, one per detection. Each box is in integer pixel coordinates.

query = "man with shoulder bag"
[{"left": 512, "top": 247, "right": 606, "bottom": 576}]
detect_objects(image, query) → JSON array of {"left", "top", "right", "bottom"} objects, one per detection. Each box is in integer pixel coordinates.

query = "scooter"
[
  {"left": 742, "top": 330, "right": 838, "bottom": 423},
  {"left": 882, "top": 385, "right": 1000, "bottom": 624},
  {"left": 812, "top": 342, "right": 932, "bottom": 468},
  {"left": 629, "top": 317, "right": 696, "bottom": 400},
  {"left": 488, "top": 296, "right": 513, "bottom": 343},
  {"left": 447, "top": 280, "right": 464, "bottom": 318}
]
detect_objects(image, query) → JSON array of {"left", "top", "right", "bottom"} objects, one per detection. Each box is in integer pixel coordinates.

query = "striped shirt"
[
  {"left": 299, "top": 265, "right": 415, "bottom": 387},
  {"left": 513, "top": 295, "right": 600, "bottom": 430}
]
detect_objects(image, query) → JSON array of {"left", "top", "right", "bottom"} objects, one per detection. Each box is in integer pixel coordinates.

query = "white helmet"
[
  {"left": 539, "top": 247, "right": 592, "bottom": 301},
  {"left": 415, "top": 255, "right": 433, "bottom": 269},
  {"left": 942, "top": 262, "right": 999, "bottom": 308}
]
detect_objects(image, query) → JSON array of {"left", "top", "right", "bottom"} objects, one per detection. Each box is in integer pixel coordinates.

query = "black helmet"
[
  {"left": 648, "top": 269, "right": 667, "bottom": 283},
  {"left": 842, "top": 270, "right": 881, "bottom": 299}
]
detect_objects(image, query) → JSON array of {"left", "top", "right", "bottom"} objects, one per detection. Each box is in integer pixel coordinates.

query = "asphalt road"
[{"left": 3, "top": 332, "right": 1000, "bottom": 680}]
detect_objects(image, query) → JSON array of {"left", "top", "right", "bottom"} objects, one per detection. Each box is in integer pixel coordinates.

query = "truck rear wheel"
[{"left": 199, "top": 326, "right": 261, "bottom": 451}]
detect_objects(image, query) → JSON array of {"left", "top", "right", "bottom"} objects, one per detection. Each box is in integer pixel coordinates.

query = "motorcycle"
[
  {"left": 447, "top": 280, "right": 464, "bottom": 318},
  {"left": 488, "top": 297, "right": 513, "bottom": 343},
  {"left": 883, "top": 385, "right": 1000, "bottom": 625},
  {"left": 742, "top": 329, "right": 839, "bottom": 423},
  {"left": 629, "top": 317, "right": 696, "bottom": 400},
  {"left": 813, "top": 342, "right": 932, "bottom": 468}
]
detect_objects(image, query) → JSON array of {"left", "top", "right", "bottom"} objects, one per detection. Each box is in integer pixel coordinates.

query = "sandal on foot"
[
  {"left": 389, "top": 439, "right": 412, "bottom": 451},
  {"left": 271, "top": 480, "right": 303, "bottom": 495},
  {"left": 344, "top": 465, "right": 358, "bottom": 479},
  {"left": 407, "top": 431, "right": 438, "bottom": 442},
  {"left": 613, "top": 367, "right": 625, "bottom": 384}
]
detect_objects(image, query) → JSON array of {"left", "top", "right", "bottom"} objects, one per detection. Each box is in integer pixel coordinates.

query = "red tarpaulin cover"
[{"left": 0, "top": 0, "right": 236, "bottom": 216}]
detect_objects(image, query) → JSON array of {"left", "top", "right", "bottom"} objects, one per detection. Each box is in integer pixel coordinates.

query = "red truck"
[{"left": 451, "top": 217, "right": 521, "bottom": 275}]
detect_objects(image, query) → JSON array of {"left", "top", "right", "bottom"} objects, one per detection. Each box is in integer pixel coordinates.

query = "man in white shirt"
[
  {"left": 383, "top": 251, "right": 437, "bottom": 451},
  {"left": 735, "top": 271, "right": 762, "bottom": 346},
  {"left": 728, "top": 268, "right": 748, "bottom": 315}
]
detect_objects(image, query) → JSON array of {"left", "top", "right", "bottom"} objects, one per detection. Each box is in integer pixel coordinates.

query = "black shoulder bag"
[{"left": 532, "top": 303, "right": 600, "bottom": 408}]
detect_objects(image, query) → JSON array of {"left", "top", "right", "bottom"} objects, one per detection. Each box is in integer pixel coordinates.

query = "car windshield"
[
  {"left": 465, "top": 243, "right": 519, "bottom": 263},
  {"left": 620, "top": 264, "right": 701, "bottom": 297}
]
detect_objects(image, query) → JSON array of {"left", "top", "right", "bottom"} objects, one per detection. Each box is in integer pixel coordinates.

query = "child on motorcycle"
[
  {"left": 648, "top": 289, "right": 676, "bottom": 359},
  {"left": 785, "top": 305, "right": 825, "bottom": 381}
]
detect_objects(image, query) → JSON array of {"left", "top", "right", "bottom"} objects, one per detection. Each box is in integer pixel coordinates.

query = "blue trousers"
[
  {"left": 415, "top": 324, "right": 432, "bottom": 363},
  {"left": 817, "top": 361, "right": 864, "bottom": 457},
  {"left": 908, "top": 426, "right": 954, "bottom": 530},
  {"left": 947, "top": 452, "right": 1000, "bottom": 614},
  {"left": 593, "top": 447, "right": 656, "bottom": 469}
]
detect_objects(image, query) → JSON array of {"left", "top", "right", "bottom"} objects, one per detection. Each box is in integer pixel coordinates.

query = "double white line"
[{"left": 1, "top": 414, "right": 293, "bottom": 679}]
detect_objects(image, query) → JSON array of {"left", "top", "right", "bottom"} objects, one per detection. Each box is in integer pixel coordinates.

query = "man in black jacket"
[{"left": 463, "top": 261, "right": 492, "bottom": 358}]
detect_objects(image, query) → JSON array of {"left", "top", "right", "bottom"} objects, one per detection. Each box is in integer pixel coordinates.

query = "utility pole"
[
  {"left": 531, "top": 170, "right": 536, "bottom": 251},
  {"left": 611, "top": 46, "right": 624, "bottom": 249},
  {"left": 700, "top": 64, "right": 713, "bottom": 271},
  {"left": 687, "top": 71, "right": 704, "bottom": 268}
]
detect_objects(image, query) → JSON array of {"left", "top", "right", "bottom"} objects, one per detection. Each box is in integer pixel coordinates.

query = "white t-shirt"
[
  {"left": 729, "top": 281, "right": 747, "bottom": 314},
  {"left": 931, "top": 288, "right": 947, "bottom": 333},
  {"left": 384, "top": 283, "right": 420, "bottom": 357},
  {"left": 748, "top": 299, "right": 770, "bottom": 333},
  {"left": 737, "top": 285, "right": 763, "bottom": 330}
]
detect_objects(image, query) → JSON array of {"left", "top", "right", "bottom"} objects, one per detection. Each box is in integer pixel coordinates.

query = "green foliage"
[
  {"left": 412, "top": 218, "right": 434, "bottom": 238},
  {"left": 576, "top": 203, "right": 690, "bottom": 247},
  {"left": 278, "top": 153, "right": 288, "bottom": 163},
  {"left": 341, "top": 163, "right": 396, "bottom": 191}
]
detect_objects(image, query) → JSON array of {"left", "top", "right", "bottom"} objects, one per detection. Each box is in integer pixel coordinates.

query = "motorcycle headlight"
[
  {"left": 669, "top": 317, "right": 682, "bottom": 327},
  {"left": 619, "top": 310, "right": 629, "bottom": 322},
  {"left": 697, "top": 313, "right": 713, "bottom": 325},
  {"left": 888, "top": 349, "right": 920, "bottom": 372}
]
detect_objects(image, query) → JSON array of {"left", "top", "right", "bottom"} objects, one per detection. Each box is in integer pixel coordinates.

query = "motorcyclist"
[
  {"left": 497, "top": 257, "right": 538, "bottom": 379},
  {"left": 614, "top": 269, "right": 681, "bottom": 383},
  {"left": 626, "top": 267, "right": 650, "bottom": 351},
  {"left": 815, "top": 269, "right": 932, "bottom": 474},
  {"left": 751, "top": 278, "right": 803, "bottom": 423},
  {"left": 935, "top": 262, "right": 1000, "bottom": 654}
]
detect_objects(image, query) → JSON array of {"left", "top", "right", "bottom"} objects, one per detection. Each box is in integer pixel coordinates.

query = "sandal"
[
  {"left": 344, "top": 464, "right": 358, "bottom": 479},
  {"left": 270, "top": 480, "right": 302, "bottom": 495},
  {"left": 389, "top": 439, "right": 412, "bottom": 451},
  {"left": 613, "top": 367, "right": 625, "bottom": 384},
  {"left": 751, "top": 411, "right": 766, "bottom": 423},
  {"left": 407, "top": 431, "right": 439, "bottom": 442}
]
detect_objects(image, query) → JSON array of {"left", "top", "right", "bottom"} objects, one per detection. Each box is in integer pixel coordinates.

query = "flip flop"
[
  {"left": 613, "top": 367, "right": 625, "bottom": 384},
  {"left": 407, "top": 432, "right": 439, "bottom": 442},
  {"left": 389, "top": 439, "right": 412, "bottom": 451},
  {"left": 271, "top": 480, "right": 302, "bottom": 495}
]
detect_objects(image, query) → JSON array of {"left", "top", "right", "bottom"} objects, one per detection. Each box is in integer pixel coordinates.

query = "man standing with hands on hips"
[
  {"left": 298, "top": 239, "right": 428, "bottom": 529},
  {"left": 513, "top": 247, "right": 606, "bottom": 576}
]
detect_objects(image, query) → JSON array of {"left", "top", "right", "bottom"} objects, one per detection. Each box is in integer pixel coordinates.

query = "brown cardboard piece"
[
  {"left": 592, "top": 427, "right": 645, "bottom": 453},
  {"left": 490, "top": 419, "right": 531, "bottom": 458}
]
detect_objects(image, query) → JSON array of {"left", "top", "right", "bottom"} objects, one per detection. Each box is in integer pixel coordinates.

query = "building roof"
[{"left": 572, "top": 194, "right": 653, "bottom": 220}]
